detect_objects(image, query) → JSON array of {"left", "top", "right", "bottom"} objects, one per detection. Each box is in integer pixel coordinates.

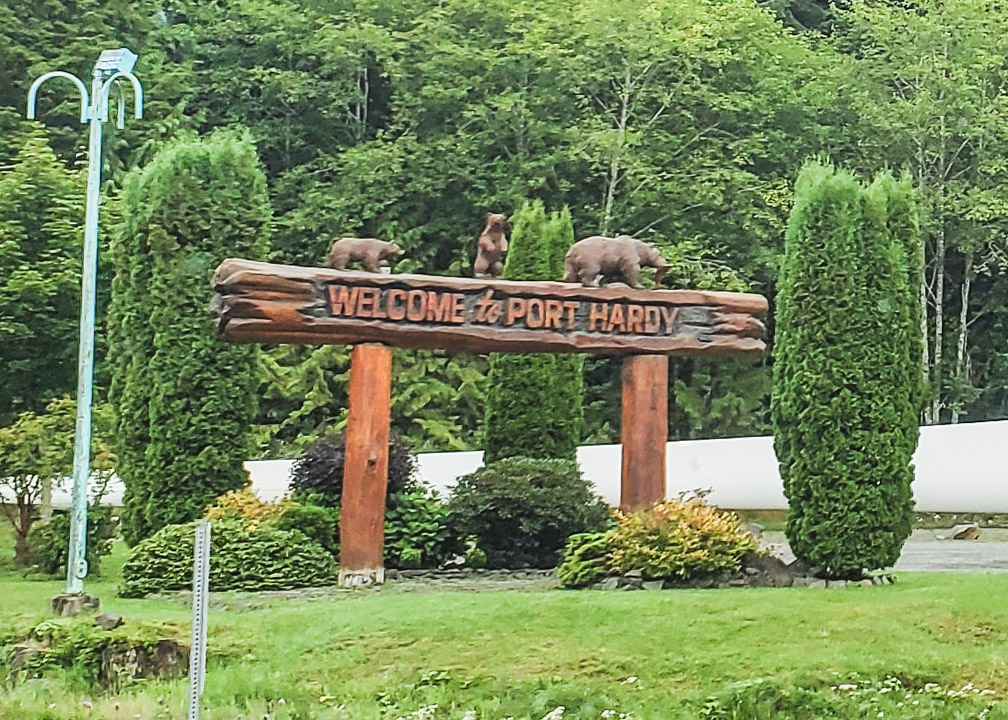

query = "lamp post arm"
[
  {"left": 27, "top": 72, "right": 90, "bottom": 124},
  {"left": 99, "top": 72, "right": 143, "bottom": 123}
]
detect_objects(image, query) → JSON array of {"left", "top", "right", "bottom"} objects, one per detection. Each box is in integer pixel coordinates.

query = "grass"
[{"left": 2, "top": 536, "right": 1008, "bottom": 718}]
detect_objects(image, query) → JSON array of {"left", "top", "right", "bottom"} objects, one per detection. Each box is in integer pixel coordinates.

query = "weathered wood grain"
[{"left": 211, "top": 258, "right": 768, "bottom": 356}]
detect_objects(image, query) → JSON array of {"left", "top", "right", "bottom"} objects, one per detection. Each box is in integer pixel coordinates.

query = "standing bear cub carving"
[
  {"left": 325, "top": 238, "right": 402, "bottom": 273},
  {"left": 474, "top": 213, "right": 508, "bottom": 278},
  {"left": 563, "top": 235, "right": 668, "bottom": 288}
]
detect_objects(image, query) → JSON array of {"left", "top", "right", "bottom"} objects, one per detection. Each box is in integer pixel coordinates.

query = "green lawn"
[{"left": 3, "top": 544, "right": 1008, "bottom": 720}]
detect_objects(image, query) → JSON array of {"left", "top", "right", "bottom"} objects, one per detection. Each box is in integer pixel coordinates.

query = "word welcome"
[{"left": 327, "top": 284, "right": 685, "bottom": 335}]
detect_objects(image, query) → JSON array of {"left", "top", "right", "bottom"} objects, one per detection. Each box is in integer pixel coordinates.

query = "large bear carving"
[
  {"left": 325, "top": 238, "right": 402, "bottom": 273},
  {"left": 563, "top": 235, "right": 668, "bottom": 288}
]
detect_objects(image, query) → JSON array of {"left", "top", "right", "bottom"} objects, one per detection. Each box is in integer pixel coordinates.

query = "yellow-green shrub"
[
  {"left": 557, "top": 496, "right": 758, "bottom": 587},
  {"left": 203, "top": 488, "right": 293, "bottom": 530}
]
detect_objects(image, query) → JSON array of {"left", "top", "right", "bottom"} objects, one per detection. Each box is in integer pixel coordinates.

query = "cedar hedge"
[{"left": 771, "top": 162, "right": 921, "bottom": 579}]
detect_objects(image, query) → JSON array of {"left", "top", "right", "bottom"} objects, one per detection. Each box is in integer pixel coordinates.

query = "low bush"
[
  {"left": 119, "top": 520, "right": 335, "bottom": 597},
  {"left": 448, "top": 458, "right": 611, "bottom": 568},
  {"left": 290, "top": 431, "right": 416, "bottom": 508},
  {"left": 385, "top": 489, "right": 455, "bottom": 569},
  {"left": 27, "top": 507, "right": 118, "bottom": 576},
  {"left": 557, "top": 495, "right": 758, "bottom": 587},
  {"left": 275, "top": 503, "right": 336, "bottom": 554}
]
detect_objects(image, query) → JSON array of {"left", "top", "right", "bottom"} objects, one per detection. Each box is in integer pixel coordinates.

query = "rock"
[
  {"left": 791, "top": 576, "right": 809, "bottom": 588},
  {"left": 743, "top": 552, "right": 789, "bottom": 575},
  {"left": 826, "top": 580, "right": 847, "bottom": 589},
  {"left": 52, "top": 593, "right": 100, "bottom": 617},
  {"left": 623, "top": 577, "right": 643, "bottom": 590},
  {"left": 642, "top": 580, "right": 664, "bottom": 591},
  {"left": 99, "top": 639, "right": 188, "bottom": 686},
  {"left": 624, "top": 569, "right": 643, "bottom": 579},
  {"left": 951, "top": 523, "right": 980, "bottom": 540},
  {"left": 94, "top": 613, "right": 124, "bottom": 631},
  {"left": 745, "top": 522, "right": 764, "bottom": 538},
  {"left": 601, "top": 577, "right": 620, "bottom": 591},
  {"left": 871, "top": 575, "right": 884, "bottom": 586},
  {"left": 808, "top": 579, "right": 827, "bottom": 589},
  {"left": 858, "top": 580, "right": 874, "bottom": 588},
  {"left": 728, "top": 578, "right": 747, "bottom": 587}
]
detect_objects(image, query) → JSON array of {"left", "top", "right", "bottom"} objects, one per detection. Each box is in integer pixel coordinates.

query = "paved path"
[{"left": 763, "top": 529, "right": 1008, "bottom": 573}]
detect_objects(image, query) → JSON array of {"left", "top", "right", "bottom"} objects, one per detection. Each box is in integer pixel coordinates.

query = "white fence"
[{"left": 8, "top": 420, "right": 1008, "bottom": 513}]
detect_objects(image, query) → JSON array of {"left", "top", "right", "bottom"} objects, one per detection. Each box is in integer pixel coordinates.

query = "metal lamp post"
[{"left": 27, "top": 49, "right": 143, "bottom": 596}]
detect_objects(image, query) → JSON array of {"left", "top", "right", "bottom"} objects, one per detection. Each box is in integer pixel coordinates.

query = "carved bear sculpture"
[
  {"left": 563, "top": 235, "right": 669, "bottom": 288},
  {"left": 325, "top": 238, "right": 402, "bottom": 273},
  {"left": 474, "top": 213, "right": 508, "bottom": 278}
]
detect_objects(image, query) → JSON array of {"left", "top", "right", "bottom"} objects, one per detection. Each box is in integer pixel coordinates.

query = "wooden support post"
[
  {"left": 620, "top": 354, "right": 669, "bottom": 512},
  {"left": 339, "top": 343, "right": 392, "bottom": 586}
]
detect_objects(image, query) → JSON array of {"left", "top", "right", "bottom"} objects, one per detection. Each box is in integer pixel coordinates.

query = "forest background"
[{"left": 3, "top": 0, "right": 1008, "bottom": 457}]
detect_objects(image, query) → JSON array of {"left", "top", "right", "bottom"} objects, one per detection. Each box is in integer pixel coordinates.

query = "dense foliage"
[
  {"left": 483, "top": 202, "right": 584, "bottom": 463},
  {"left": 557, "top": 496, "right": 758, "bottom": 588},
  {"left": 109, "top": 132, "right": 271, "bottom": 543},
  {"left": 0, "top": 132, "right": 82, "bottom": 425},
  {"left": 26, "top": 507, "right": 117, "bottom": 577},
  {"left": 289, "top": 431, "right": 417, "bottom": 507},
  {"left": 119, "top": 520, "right": 334, "bottom": 597},
  {"left": 384, "top": 489, "right": 455, "bottom": 569},
  {"left": 448, "top": 458, "right": 610, "bottom": 568},
  {"left": 6, "top": 0, "right": 1008, "bottom": 466},
  {"left": 771, "top": 163, "right": 920, "bottom": 579}
]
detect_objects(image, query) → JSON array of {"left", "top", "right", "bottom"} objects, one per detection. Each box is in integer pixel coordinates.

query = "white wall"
[{"left": 9, "top": 419, "right": 1008, "bottom": 512}]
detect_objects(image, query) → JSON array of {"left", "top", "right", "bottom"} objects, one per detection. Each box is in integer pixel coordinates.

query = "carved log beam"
[{"left": 212, "top": 259, "right": 767, "bottom": 356}]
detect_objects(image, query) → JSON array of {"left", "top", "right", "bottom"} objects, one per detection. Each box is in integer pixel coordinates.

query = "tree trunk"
[
  {"left": 40, "top": 478, "right": 52, "bottom": 523},
  {"left": 601, "top": 60, "right": 632, "bottom": 236},
  {"left": 14, "top": 503, "right": 32, "bottom": 565},
  {"left": 919, "top": 240, "right": 931, "bottom": 423},
  {"left": 951, "top": 252, "right": 973, "bottom": 424}
]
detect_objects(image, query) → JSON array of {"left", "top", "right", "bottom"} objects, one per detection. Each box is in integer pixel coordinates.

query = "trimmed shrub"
[
  {"left": 27, "top": 507, "right": 118, "bottom": 577},
  {"left": 556, "top": 531, "right": 612, "bottom": 588},
  {"left": 448, "top": 458, "right": 610, "bottom": 568},
  {"left": 275, "top": 504, "right": 337, "bottom": 555},
  {"left": 384, "top": 489, "right": 455, "bottom": 569},
  {"left": 483, "top": 201, "right": 584, "bottom": 463},
  {"left": 118, "top": 520, "right": 334, "bottom": 598},
  {"left": 772, "top": 163, "right": 921, "bottom": 579},
  {"left": 110, "top": 130, "right": 271, "bottom": 544},
  {"left": 290, "top": 431, "right": 417, "bottom": 508},
  {"left": 556, "top": 496, "right": 758, "bottom": 588}
]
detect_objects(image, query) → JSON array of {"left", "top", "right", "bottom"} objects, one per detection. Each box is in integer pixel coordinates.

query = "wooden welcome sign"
[
  {"left": 212, "top": 259, "right": 766, "bottom": 355},
  {"left": 212, "top": 258, "right": 768, "bottom": 586}
]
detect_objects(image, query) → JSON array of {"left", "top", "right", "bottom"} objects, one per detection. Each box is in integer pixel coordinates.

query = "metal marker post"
[
  {"left": 27, "top": 50, "right": 143, "bottom": 596},
  {"left": 188, "top": 521, "right": 211, "bottom": 720}
]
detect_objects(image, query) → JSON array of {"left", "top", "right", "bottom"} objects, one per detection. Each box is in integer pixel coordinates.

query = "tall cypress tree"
[
  {"left": 110, "top": 131, "right": 271, "bottom": 542},
  {"left": 771, "top": 162, "right": 921, "bottom": 579},
  {"left": 482, "top": 201, "right": 584, "bottom": 463}
]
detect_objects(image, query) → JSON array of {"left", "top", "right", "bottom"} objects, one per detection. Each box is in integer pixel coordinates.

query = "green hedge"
[
  {"left": 119, "top": 520, "right": 334, "bottom": 598},
  {"left": 448, "top": 457, "right": 609, "bottom": 568},
  {"left": 483, "top": 201, "right": 584, "bottom": 463},
  {"left": 110, "top": 131, "right": 271, "bottom": 543},
  {"left": 771, "top": 163, "right": 921, "bottom": 579}
]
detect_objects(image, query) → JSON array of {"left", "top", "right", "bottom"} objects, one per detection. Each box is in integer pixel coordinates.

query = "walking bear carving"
[
  {"left": 474, "top": 213, "right": 508, "bottom": 278},
  {"left": 563, "top": 235, "right": 669, "bottom": 288},
  {"left": 326, "top": 238, "right": 402, "bottom": 273}
]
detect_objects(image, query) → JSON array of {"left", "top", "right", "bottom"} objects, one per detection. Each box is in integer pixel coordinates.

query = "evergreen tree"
[
  {"left": 483, "top": 201, "right": 584, "bottom": 463},
  {"left": 0, "top": 131, "right": 83, "bottom": 424},
  {"left": 771, "top": 162, "right": 921, "bottom": 579},
  {"left": 110, "top": 131, "right": 271, "bottom": 543}
]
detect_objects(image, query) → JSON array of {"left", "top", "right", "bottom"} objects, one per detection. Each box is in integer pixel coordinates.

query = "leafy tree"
[
  {"left": 0, "top": 131, "right": 82, "bottom": 424},
  {"left": 0, "top": 398, "right": 114, "bottom": 565},
  {"left": 771, "top": 162, "right": 920, "bottom": 579},
  {"left": 109, "top": 131, "right": 271, "bottom": 543},
  {"left": 483, "top": 201, "right": 583, "bottom": 462}
]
